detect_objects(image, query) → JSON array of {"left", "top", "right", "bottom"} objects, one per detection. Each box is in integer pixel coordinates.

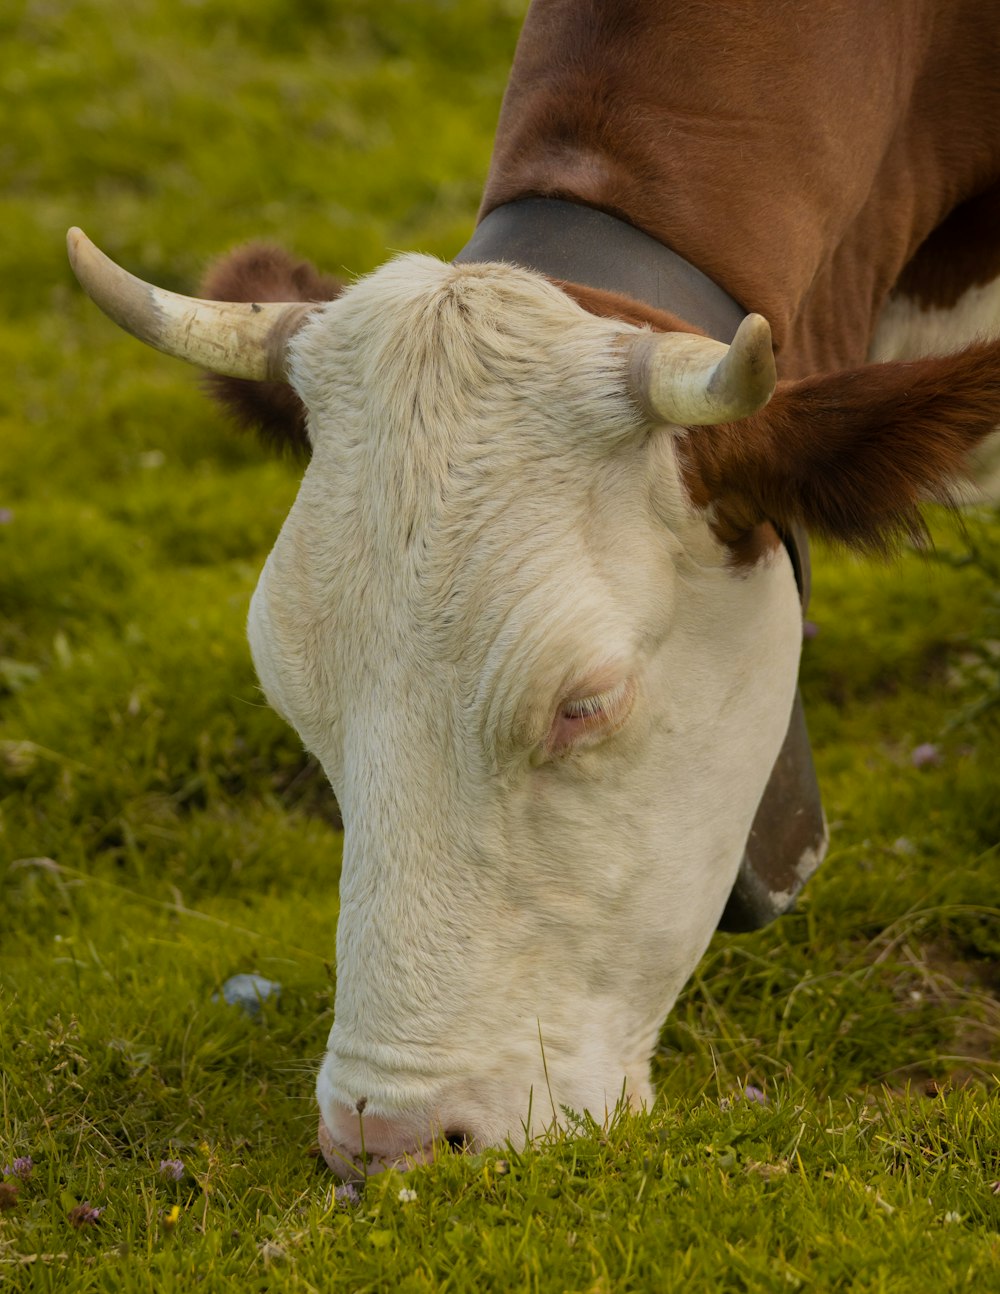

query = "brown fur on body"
[
  {"left": 895, "top": 188, "right": 1000, "bottom": 312},
  {"left": 482, "top": 0, "right": 1000, "bottom": 378},
  {"left": 199, "top": 243, "right": 342, "bottom": 457}
]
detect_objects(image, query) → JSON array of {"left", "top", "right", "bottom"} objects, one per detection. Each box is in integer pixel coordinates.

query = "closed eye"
[{"left": 545, "top": 678, "right": 635, "bottom": 756}]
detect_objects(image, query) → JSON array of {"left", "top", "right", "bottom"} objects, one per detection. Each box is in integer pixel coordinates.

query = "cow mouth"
[{"left": 317, "top": 1115, "right": 438, "bottom": 1180}]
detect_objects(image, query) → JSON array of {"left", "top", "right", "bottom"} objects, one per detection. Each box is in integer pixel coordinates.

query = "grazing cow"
[{"left": 68, "top": 0, "right": 1000, "bottom": 1178}]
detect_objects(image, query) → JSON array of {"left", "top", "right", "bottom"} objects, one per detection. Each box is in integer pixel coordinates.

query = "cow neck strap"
[{"left": 455, "top": 197, "right": 748, "bottom": 344}]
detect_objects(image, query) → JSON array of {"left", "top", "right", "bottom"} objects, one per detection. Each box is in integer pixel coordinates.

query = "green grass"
[{"left": 1, "top": 0, "right": 998, "bottom": 1288}]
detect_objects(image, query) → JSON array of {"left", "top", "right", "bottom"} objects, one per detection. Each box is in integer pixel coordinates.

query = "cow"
[{"left": 68, "top": 0, "right": 1000, "bottom": 1179}]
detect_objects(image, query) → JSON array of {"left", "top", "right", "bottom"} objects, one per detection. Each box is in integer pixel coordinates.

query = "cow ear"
[
  {"left": 682, "top": 339, "right": 1000, "bottom": 553},
  {"left": 198, "top": 244, "right": 343, "bottom": 458}
]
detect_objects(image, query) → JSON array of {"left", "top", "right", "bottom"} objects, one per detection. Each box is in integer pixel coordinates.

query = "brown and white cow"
[{"left": 69, "top": 0, "right": 1000, "bottom": 1177}]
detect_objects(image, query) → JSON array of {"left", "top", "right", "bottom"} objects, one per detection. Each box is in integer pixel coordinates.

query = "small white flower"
[
  {"left": 397, "top": 1187, "right": 417, "bottom": 1203},
  {"left": 943, "top": 1211, "right": 962, "bottom": 1224}
]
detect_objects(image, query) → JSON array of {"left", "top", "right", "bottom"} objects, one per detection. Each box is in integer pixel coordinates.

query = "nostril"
[{"left": 444, "top": 1130, "right": 470, "bottom": 1152}]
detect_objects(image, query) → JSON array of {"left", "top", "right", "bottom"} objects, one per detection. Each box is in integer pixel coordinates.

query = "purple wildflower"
[
  {"left": 0, "top": 509, "right": 12, "bottom": 525},
  {"left": 802, "top": 620, "right": 819, "bottom": 640},
  {"left": 743, "top": 1085, "right": 768, "bottom": 1106},
  {"left": 911, "top": 742, "right": 942, "bottom": 769},
  {"left": 334, "top": 1182, "right": 360, "bottom": 1206},
  {"left": 8, "top": 1156, "right": 33, "bottom": 1180},
  {"left": 68, "top": 1201, "right": 103, "bottom": 1227},
  {"left": 159, "top": 1158, "right": 185, "bottom": 1182}
]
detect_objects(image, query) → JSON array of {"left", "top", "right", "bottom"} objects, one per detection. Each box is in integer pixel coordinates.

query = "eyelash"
[
  {"left": 560, "top": 680, "right": 631, "bottom": 722},
  {"left": 543, "top": 678, "right": 635, "bottom": 757}
]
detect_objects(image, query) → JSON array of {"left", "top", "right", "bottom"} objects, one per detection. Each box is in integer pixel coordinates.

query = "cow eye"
[{"left": 545, "top": 678, "right": 635, "bottom": 756}]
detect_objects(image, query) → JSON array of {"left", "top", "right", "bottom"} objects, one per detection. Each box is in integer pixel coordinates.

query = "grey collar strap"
[
  {"left": 455, "top": 198, "right": 747, "bottom": 343},
  {"left": 456, "top": 198, "right": 828, "bottom": 933}
]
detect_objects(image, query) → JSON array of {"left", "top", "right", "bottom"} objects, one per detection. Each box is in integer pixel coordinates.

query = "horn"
[
  {"left": 627, "top": 313, "right": 776, "bottom": 425},
  {"left": 66, "top": 228, "right": 316, "bottom": 381}
]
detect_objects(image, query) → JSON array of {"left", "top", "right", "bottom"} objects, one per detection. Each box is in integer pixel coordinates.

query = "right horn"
[
  {"left": 627, "top": 313, "right": 776, "bottom": 425},
  {"left": 67, "top": 228, "right": 316, "bottom": 382}
]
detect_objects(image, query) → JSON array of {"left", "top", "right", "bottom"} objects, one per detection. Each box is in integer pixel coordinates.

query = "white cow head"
[
  {"left": 70, "top": 231, "right": 1000, "bottom": 1176},
  {"left": 248, "top": 255, "right": 801, "bottom": 1170}
]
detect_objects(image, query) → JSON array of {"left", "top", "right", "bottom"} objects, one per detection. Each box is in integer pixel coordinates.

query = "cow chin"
[
  {"left": 314, "top": 1044, "right": 658, "bottom": 1180},
  {"left": 310, "top": 894, "right": 735, "bottom": 1179}
]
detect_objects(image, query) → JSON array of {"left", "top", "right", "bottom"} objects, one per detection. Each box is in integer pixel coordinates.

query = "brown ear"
[
  {"left": 682, "top": 339, "right": 1000, "bottom": 553},
  {"left": 199, "top": 244, "right": 343, "bottom": 457}
]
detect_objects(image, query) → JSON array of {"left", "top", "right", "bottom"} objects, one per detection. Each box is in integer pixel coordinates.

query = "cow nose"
[{"left": 317, "top": 1107, "right": 471, "bottom": 1180}]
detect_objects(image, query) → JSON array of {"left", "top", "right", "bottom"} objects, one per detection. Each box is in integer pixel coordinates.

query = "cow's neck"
[{"left": 480, "top": 0, "right": 1000, "bottom": 377}]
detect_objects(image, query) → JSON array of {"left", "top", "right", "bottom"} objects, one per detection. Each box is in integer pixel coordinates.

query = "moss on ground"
[{"left": 1, "top": 1, "right": 997, "bottom": 1288}]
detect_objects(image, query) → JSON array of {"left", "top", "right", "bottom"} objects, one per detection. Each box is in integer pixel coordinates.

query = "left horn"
[
  {"left": 627, "top": 312, "right": 776, "bottom": 425},
  {"left": 67, "top": 228, "right": 316, "bottom": 381}
]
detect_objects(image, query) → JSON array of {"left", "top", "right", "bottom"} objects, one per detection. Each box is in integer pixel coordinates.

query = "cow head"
[{"left": 68, "top": 230, "right": 1000, "bottom": 1177}]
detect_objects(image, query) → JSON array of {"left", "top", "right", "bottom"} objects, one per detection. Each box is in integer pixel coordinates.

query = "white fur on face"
[{"left": 248, "top": 255, "right": 802, "bottom": 1151}]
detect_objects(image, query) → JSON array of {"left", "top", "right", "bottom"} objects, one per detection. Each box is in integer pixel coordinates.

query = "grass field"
[{"left": 1, "top": 1, "right": 998, "bottom": 1288}]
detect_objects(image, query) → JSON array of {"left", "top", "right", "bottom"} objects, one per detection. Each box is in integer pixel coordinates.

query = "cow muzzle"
[{"left": 317, "top": 1102, "right": 477, "bottom": 1180}]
